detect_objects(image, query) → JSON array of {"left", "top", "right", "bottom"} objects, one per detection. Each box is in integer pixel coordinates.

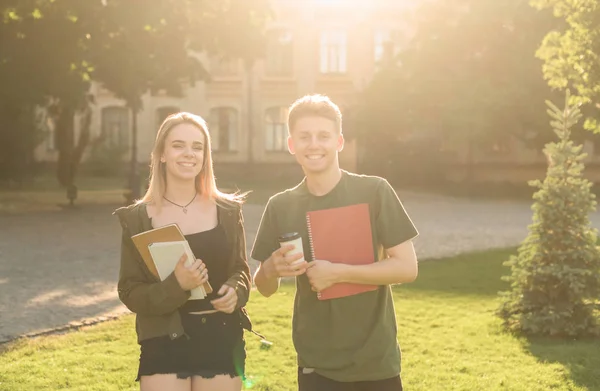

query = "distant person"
[
  {"left": 251, "top": 95, "right": 419, "bottom": 391},
  {"left": 115, "top": 112, "right": 252, "bottom": 391}
]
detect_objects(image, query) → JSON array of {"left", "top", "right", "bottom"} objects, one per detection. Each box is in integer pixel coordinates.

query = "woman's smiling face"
[{"left": 161, "top": 123, "right": 206, "bottom": 182}]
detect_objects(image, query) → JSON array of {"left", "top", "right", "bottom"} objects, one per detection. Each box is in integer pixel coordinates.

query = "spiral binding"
[
  {"left": 306, "top": 213, "right": 321, "bottom": 298},
  {"left": 306, "top": 214, "right": 316, "bottom": 261}
]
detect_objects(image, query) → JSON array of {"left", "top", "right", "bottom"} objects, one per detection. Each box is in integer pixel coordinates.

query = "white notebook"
[{"left": 148, "top": 240, "right": 207, "bottom": 300}]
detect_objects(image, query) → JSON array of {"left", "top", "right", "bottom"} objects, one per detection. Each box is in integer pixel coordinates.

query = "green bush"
[{"left": 498, "top": 91, "right": 600, "bottom": 337}]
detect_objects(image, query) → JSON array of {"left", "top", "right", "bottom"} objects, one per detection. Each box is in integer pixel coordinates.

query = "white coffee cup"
[{"left": 278, "top": 232, "right": 305, "bottom": 266}]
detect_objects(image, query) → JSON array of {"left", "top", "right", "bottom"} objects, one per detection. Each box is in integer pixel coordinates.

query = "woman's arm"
[
  {"left": 223, "top": 206, "right": 252, "bottom": 309},
  {"left": 117, "top": 228, "right": 191, "bottom": 315}
]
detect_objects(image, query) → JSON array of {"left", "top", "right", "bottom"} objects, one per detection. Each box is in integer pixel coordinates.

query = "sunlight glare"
[
  {"left": 27, "top": 289, "right": 68, "bottom": 306},
  {"left": 311, "top": 0, "right": 410, "bottom": 9},
  {"left": 314, "top": 0, "right": 344, "bottom": 4}
]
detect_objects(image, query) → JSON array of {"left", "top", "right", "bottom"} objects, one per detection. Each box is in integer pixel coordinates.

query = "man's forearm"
[
  {"left": 337, "top": 256, "right": 418, "bottom": 286},
  {"left": 254, "top": 261, "right": 280, "bottom": 297}
]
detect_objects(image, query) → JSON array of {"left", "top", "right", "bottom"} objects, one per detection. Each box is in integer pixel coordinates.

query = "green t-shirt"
[{"left": 251, "top": 170, "right": 419, "bottom": 382}]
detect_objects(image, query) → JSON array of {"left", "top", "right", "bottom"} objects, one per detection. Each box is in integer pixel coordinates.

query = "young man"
[{"left": 251, "top": 94, "right": 419, "bottom": 391}]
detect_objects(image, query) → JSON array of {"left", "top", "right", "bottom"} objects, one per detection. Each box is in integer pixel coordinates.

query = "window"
[
  {"left": 265, "top": 107, "right": 289, "bottom": 151},
  {"left": 156, "top": 106, "right": 180, "bottom": 128},
  {"left": 265, "top": 29, "right": 293, "bottom": 77},
  {"left": 320, "top": 30, "right": 347, "bottom": 74},
  {"left": 44, "top": 115, "right": 56, "bottom": 151},
  {"left": 374, "top": 30, "right": 401, "bottom": 67},
  {"left": 101, "top": 107, "right": 129, "bottom": 148},
  {"left": 210, "top": 56, "right": 239, "bottom": 77},
  {"left": 209, "top": 107, "right": 238, "bottom": 152}
]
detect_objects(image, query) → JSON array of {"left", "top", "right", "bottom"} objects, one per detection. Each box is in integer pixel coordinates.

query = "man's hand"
[
  {"left": 306, "top": 260, "right": 341, "bottom": 292},
  {"left": 263, "top": 244, "right": 309, "bottom": 279},
  {"left": 211, "top": 285, "right": 237, "bottom": 313}
]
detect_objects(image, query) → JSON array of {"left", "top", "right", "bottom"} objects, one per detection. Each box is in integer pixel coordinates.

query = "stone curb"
[{"left": 0, "top": 312, "right": 130, "bottom": 346}]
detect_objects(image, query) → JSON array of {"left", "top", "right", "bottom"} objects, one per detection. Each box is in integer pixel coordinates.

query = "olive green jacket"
[{"left": 113, "top": 201, "right": 252, "bottom": 343}]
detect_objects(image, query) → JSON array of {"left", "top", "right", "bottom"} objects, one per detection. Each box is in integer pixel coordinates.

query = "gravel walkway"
[{"left": 2, "top": 193, "right": 600, "bottom": 343}]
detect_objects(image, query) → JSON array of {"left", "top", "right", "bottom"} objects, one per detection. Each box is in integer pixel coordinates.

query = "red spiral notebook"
[{"left": 306, "top": 203, "right": 378, "bottom": 300}]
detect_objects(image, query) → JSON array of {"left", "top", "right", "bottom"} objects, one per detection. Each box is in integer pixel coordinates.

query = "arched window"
[
  {"left": 209, "top": 107, "right": 238, "bottom": 152},
  {"left": 156, "top": 106, "right": 180, "bottom": 128},
  {"left": 265, "top": 107, "right": 289, "bottom": 151},
  {"left": 101, "top": 106, "right": 129, "bottom": 147}
]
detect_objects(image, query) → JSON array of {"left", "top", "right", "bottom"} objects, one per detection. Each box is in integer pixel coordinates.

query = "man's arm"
[
  {"left": 306, "top": 178, "right": 419, "bottom": 292},
  {"left": 306, "top": 240, "right": 417, "bottom": 292},
  {"left": 251, "top": 197, "right": 308, "bottom": 297},
  {"left": 251, "top": 200, "right": 282, "bottom": 298},
  {"left": 253, "top": 259, "right": 281, "bottom": 297},
  {"left": 337, "top": 239, "right": 417, "bottom": 284}
]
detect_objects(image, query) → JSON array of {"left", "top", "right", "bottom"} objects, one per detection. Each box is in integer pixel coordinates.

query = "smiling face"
[
  {"left": 160, "top": 122, "right": 206, "bottom": 183},
  {"left": 288, "top": 115, "right": 344, "bottom": 175}
]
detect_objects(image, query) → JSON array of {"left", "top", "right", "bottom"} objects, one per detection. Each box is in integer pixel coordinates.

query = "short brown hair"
[{"left": 287, "top": 94, "right": 342, "bottom": 134}]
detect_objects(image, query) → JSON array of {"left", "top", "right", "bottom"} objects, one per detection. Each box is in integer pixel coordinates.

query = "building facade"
[
  {"left": 35, "top": 0, "right": 414, "bottom": 175},
  {"left": 39, "top": 0, "right": 597, "bottom": 185}
]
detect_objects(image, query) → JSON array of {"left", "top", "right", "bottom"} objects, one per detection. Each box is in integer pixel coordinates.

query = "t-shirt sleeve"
[
  {"left": 375, "top": 179, "right": 419, "bottom": 249},
  {"left": 250, "top": 199, "right": 280, "bottom": 262}
]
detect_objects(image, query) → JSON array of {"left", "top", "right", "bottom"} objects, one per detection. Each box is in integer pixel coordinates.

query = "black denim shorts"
[{"left": 136, "top": 311, "right": 246, "bottom": 381}]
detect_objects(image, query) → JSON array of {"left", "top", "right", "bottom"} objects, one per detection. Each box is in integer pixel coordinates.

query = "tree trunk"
[
  {"left": 56, "top": 103, "right": 93, "bottom": 206},
  {"left": 56, "top": 104, "right": 76, "bottom": 189},
  {"left": 70, "top": 106, "right": 92, "bottom": 182},
  {"left": 127, "top": 107, "right": 140, "bottom": 204}
]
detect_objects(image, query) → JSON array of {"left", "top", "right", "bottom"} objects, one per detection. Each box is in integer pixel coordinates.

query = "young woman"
[{"left": 114, "top": 112, "right": 252, "bottom": 391}]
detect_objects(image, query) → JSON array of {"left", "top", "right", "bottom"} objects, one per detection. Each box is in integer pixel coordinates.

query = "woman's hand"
[
  {"left": 211, "top": 284, "right": 237, "bottom": 313},
  {"left": 174, "top": 254, "right": 209, "bottom": 291}
]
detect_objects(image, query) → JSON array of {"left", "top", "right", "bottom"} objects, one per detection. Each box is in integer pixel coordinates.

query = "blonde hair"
[
  {"left": 288, "top": 94, "right": 342, "bottom": 134},
  {"left": 138, "top": 112, "right": 244, "bottom": 207}
]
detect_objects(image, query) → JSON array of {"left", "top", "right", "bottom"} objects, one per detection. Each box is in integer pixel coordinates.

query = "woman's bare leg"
[
  {"left": 191, "top": 375, "right": 242, "bottom": 391},
  {"left": 140, "top": 374, "right": 191, "bottom": 391}
]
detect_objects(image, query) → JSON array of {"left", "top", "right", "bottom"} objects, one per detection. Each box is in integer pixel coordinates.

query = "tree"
[
  {"left": 88, "top": 1, "right": 203, "bottom": 202},
  {"left": 0, "top": 0, "right": 269, "bottom": 203},
  {"left": 90, "top": 0, "right": 269, "bottom": 202},
  {"left": 39, "top": 1, "right": 99, "bottom": 204},
  {"left": 497, "top": 90, "right": 600, "bottom": 337},
  {"left": 0, "top": 2, "right": 58, "bottom": 184},
  {"left": 532, "top": 0, "right": 600, "bottom": 133},
  {"left": 357, "top": 0, "right": 559, "bottom": 183},
  {"left": 0, "top": 1, "right": 100, "bottom": 199}
]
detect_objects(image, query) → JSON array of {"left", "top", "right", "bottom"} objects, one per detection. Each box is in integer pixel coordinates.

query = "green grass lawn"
[{"left": 2, "top": 248, "right": 600, "bottom": 391}]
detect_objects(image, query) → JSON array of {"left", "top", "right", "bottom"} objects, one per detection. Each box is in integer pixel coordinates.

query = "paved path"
[{"left": 2, "top": 193, "right": 600, "bottom": 343}]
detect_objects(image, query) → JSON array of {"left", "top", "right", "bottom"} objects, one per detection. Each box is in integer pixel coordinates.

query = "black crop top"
[{"left": 179, "top": 223, "right": 232, "bottom": 313}]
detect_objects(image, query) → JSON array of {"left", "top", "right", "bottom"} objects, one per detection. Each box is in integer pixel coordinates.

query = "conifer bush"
[{"left": 498, "top": 91, "right": 600, "bottom": 337}]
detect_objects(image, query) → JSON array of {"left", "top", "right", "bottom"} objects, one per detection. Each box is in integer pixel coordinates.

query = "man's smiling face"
[{"left": 288, "top": 115, "right": 344, "bottom": 174}]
